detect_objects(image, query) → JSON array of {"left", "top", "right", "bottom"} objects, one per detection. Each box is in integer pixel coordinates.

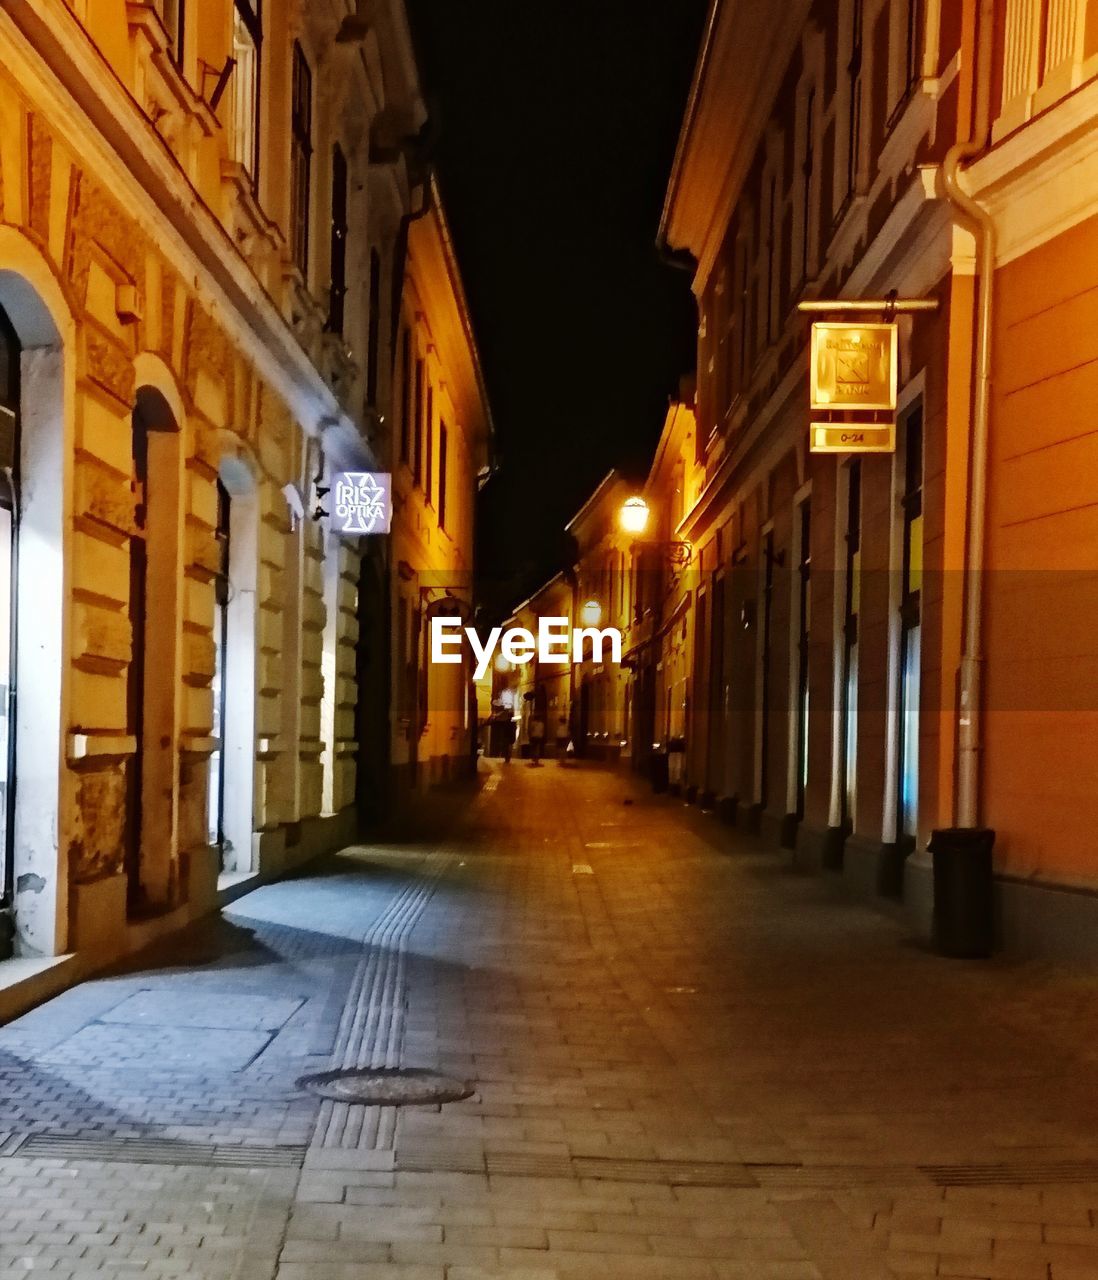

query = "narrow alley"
[{"left": 1, "top": 762, "right": 1097, "bottom": 1280}]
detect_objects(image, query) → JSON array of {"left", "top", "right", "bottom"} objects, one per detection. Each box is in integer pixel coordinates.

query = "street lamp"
[
  {"left": 618, "top": 497, "right": 692, "bottom": 566},
  {"left": 580, "top": 599, "right": 603, "bottom": 628},
  {"left": 620, "top": 496, "right": 650, "bottom": 535}
]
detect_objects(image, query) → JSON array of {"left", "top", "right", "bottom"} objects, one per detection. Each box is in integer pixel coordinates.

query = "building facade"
[
  {"left": 382, "top": 176, "right": 492, "bottom": 800},
  {"left": 0, "top": 0, "right": 438, "bottom": 1004},
  {"left": 567, "top": 473, "right": 634, "bottom": 761},
  {"left": 620, "top": 395, "right": 705, "bottom": 795},
  {"left": 555, "top": 0, "right": 1098, "bottom": 959}
]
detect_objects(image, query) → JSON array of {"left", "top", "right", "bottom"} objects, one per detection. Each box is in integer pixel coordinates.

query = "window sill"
[
  {"left": 126, "top": 3, "right": 218, "bottom": 162},
  {"left": 221, "top": 161, "right": 284, "bottom": 291}
]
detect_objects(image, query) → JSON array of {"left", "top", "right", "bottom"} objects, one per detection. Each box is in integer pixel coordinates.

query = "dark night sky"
[{"left": 406, "top": 2, "right": 708, "bottom": 615}]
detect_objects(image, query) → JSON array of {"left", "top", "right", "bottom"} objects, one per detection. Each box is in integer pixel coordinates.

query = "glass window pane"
[{"left": 232, "top": 12, "right": 258, "bottom": 177}]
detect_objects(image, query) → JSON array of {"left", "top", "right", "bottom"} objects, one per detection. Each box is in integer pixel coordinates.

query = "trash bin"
[{"left": 929, "top": 827, "right": 995, "bottom": 958}]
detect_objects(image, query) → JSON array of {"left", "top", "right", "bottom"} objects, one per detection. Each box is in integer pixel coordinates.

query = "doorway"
[
  {"left": 126, "top": 387, "right": 182, "bottom": 914},
  {"left": 213, "top": 457, "right": 257, "bottom": 875},
  {"left": 208, "top": 479, "right": 231, "bottom": 859}
]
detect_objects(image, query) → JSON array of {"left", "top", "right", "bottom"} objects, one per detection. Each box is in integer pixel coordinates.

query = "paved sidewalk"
[{"left": 3, "top": 762, "right": 1098, "bottom": 1278}]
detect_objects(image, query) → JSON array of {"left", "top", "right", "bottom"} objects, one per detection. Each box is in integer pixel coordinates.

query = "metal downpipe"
[{"left": 941, "top": 0, "right": 995, "bottom": 830}]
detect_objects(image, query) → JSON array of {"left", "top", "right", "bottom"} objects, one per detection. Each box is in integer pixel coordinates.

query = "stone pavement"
[{"left": 3, "top": 762, "right": 1098, "bottom": 1278}]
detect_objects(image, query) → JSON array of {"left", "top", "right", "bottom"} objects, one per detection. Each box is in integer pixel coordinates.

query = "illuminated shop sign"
[
  {"left": 332, "top": 471, "right": 392, "bottom": 534},
  {"left": 810, "top": 322, "right": 898, "bottom": 411}
]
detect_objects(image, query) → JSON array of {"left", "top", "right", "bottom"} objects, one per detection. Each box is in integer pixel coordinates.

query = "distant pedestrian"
[
  {"left": 502, "top": 717, "right": 516, "bottom": 763},
  {"left": 528, "top": 714, "right": 546, "bottom": 766}
]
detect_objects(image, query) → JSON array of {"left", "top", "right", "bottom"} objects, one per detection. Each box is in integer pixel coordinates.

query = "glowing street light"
[
  {"left": 494, "top": 653, "right": 513, "bottom": 673},
  {"left": 580, "top": 599, "right": 603, "bottom": 628},
  {"left": 617, "top": 496, "right": 692, "bottom": 566},
  {"left": 620, "top": 496, "right": 650, "bottom": 535}
]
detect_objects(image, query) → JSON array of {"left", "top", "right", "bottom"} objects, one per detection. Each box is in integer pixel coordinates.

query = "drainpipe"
[{"left": 941, "top": 0, "right": 995, "bottom": 830}]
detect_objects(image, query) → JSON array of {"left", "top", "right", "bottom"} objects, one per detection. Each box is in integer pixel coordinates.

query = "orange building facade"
[
  {"left": 383, "top": 177, "right": 493, "bottom": 799},
  {"left": 558, "top": 0, "right": 1098, "bottom": 959}
]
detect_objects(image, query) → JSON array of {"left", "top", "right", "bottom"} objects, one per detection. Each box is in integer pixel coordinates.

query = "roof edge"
[{"left": 657, "top": 0, "right": 722, "bottom": 251}]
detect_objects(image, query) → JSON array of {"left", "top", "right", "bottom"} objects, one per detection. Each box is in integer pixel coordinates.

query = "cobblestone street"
[{"left": 3, "top": 761, "right": 1098, "bottom": 1279}]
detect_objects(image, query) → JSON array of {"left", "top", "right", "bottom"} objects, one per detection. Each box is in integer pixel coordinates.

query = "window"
[
  {"left": 412, "top": 358, "right": 424, "bottom": 484},
  {"left": 158, "top": 0, "right": 185, "bottom": 63},
  {"left": 794, "top": 498, "right": 811, "bottom": 820},
  {"left": 326, "top": 144, "right": 348, "bottom": 335},
  {"left": 425, "top": 386, "right": 434, "bottom": 504},
  {"left": 759, "top": 531, "right": 776, "bottom": 809},
  {"left": 844, "top": 0, "right": 865, "bottom": 207},
  {"left": 737, "top": 217, "right": 752, "bottom": 387},
  {"left": 290, "top": 42, "right": 312, "bottom": 274},
  {"left": 399, "top": 328, "right": 411, "bottom": 465},
  {"left": 800, "top": 87, "right": 816, "bottom": 287},
  {"left": 231, "top": 0, "right": 261, "bottom": 180},
  {"left": 839, "top": 460, "right": 861, "bottom": 829},
  {"left": 896, "top": 405, "right": 923, "bottom": 849},
  {"left": 765, "top": 175, "right": 778, "bottom": 344},
  {"left": 900, "top": 0, "right": 922, "bottom": 104},
  {"left": 438, "top": 423, "right": 448, "bottom": 531},
  {"left": 366, "top": 247, "right": 382, "bottom": 406}
]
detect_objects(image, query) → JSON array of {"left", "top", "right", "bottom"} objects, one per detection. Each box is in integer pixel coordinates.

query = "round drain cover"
[{"left": 296, "top": 1066, "right": 474, "bottom": 1106}]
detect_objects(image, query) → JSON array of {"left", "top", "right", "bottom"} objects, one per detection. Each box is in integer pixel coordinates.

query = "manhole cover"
[{"left": 297, "top": 1067, "right": 474, "bottom": 1106}]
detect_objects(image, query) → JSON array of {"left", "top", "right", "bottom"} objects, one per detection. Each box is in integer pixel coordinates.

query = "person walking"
[{"left": 528, "top": 714, "right": 546, "bottom": 767}]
